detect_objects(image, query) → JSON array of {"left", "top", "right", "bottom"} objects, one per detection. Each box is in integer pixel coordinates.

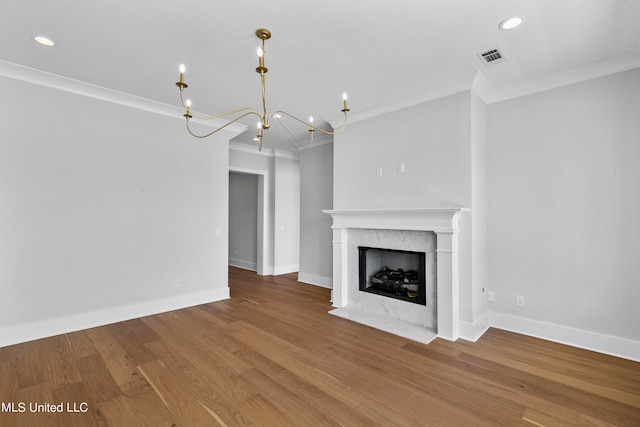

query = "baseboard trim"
[
  {"left": 228, "top": 258, "right": 257, "bottom": 271},
  {"left": 458, "top": 312, "right": 490, "bottom": 342},
  {"left": 0, "top": 288, "right": 229, "bottom": 349},
  {"left": 298, "top": 272, "right": 333, "bottom": 289},
  {"left": 489, "top": 311, "right": 640, "bottom": 362},
  {"left": 273, "top": 264, "right": 299, "bottom": 275}
]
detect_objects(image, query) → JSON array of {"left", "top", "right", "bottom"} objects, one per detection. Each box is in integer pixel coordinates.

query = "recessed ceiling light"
[
  {"left": 499, "top": 16, "right": 523, "bottom": 30},
  {"left": 34, "top": 36, "right": 55, "bottom": 47}
]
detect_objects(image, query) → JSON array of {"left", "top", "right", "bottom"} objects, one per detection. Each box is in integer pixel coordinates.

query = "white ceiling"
[{"left": 2, "top": 0, "right": 640, "bottom": 152}]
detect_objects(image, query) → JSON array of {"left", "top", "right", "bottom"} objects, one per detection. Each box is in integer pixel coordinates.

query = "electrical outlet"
[
  {"left": 176, "top": 279, "right": 182, "bottom": 288},
  {"left": 488, "top": 291, "right": 496, "bottom": 303},
  {"left": 376, "top": 167, "right": 383, "bottom": 177},
  {"left": 516, "top": 295, "right": 525, "bottom": 307}
]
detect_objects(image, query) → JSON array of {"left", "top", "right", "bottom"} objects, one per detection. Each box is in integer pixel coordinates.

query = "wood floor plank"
[
  {"left": 84, "top": 327, "right": 142, "bottom": 387},
  {"left": 43, "top": 334, "right": 82, "bottom": 391},
  {"left": 65, "top": 331, "right": 98, "bottom": 360},
  {"left": 232, "top": 345, "right": 380, "bottom": 426},
  {"left": 75, "top": 353, "right": 121, "bottom": 405},
  {"left": 403, "top": 341, "right": 587, "bottom": 425},
  {"left": 137, "top": 359, "right": 219, "bottom": 426},
  {"left": 477, "top": 331, "right": 640, "bottom": 393},
  {"left": 227, "top": 319, "right": 495, "bottom": 426},
  {"left": 456, "top": 338, "right": 640, "bottom": 408},
  {"left": 115, "top": 375, "right": 177, "bottom": 426},
  {"left": 453, "top": 346, "right": 640, "bottom": 425},
  {"left": 8, "top": 382, "right": 60, "bottom": 427},
  {"left": 51, "top": 382, "right": 106, "bottom": 427},
  {"left": 142, "top": 335, "right": 257, "bottom": 425},
  {"left": 238, "top": 370, "right": 319, "bottom": 426},
  {"left": 1, "top": 266, "right": 639, "bottom": 426}
]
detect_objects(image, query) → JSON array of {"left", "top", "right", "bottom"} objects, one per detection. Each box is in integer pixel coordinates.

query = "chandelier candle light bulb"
[
  {"left": 257, "top": 47, "right": 265, "bottom": 70},
  {"left": 183, "top": 99, "right": 193, "bottom": 119},
  {"left": 179, "top": 64, "right": 185, "bottom": 84}
]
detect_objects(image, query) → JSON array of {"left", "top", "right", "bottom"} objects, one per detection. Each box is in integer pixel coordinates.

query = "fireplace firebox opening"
[{"left": 358, "top": 246, "right": 426, "bottom": 305}]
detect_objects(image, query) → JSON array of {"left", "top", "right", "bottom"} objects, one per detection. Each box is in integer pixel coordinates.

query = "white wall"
[
  {"left": 273, "top": 156, "right": 300, "bottom": 274},
  {"left": 229, "top": 172, "right": 258, "bottom": 270},
  {"left": 299, "top": 143, "right": 334, "bottom": 288},
  {"left": 0, "top": 76, "right": 232, "bottom": 347},
  {"left": 470, "top": 87, "right": 489, "bottom": 326},
  {"left": 487, "top": 67, "right": 640, "bottom": 343},
  {"left": 334, "top": 91, "right": 471, "bottom": 210}
]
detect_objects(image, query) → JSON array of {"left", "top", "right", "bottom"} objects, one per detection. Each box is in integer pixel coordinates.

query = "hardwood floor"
[{"left": 1, "top": 267, "right": 639, "bottom": 426}]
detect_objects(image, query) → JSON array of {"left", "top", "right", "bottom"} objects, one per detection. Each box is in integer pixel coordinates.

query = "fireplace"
[
  {"left": 359, "top": 247, "right": 427, "bottom": 306},
  {"left": 323, "top": 208, "right": 469, "bottom": 343}
]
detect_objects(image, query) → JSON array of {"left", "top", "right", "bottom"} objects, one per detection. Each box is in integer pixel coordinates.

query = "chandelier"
[{"left": 175, "top": 28, "right": 349, "bottom": 150}]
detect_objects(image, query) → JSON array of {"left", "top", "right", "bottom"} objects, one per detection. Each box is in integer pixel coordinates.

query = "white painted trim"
[
  {"left": 0, "top": 60, "right": 248, "bottom": 136},
  {"left": 228, "top": 258, "right": 257, "bottom": 271},
  {"left": 274, "top": 264, "right": 300, "bottom": 275},
  {"left": 332, "top": 72, "right": 475, "bottom": 127},
  {"left": 230, "top": 141, "right": 274, "bottom": 157},
  {"left": 229, "top": 166, "right": 270, "bottom": 277},
  {"left": 335, "top": 54, "right": 640, "bottom": 127},
  {"left": 489, "top": 311, "right": 640, "bottom": 363},
  {"left": 323, "top": 208, "right": 470, "bottom": 233},
  {"left": 476, "top": 53, "right": 640, "bottom": 105},
  {"left": 458, "top": 312, "right": 490, "bottom": 342},
  {"left": 296, "top": 138, "right": 333, "bottom": 150},
  {"left": 298, "top": 272, "right": 333, "bottom": 289},
  {"left": 229, "top": 141, "right": 300, "bottom": 160},
  {"left": 0, "top": 288, "right": 229, "bottom": 349},
  {"left": 260, "top": 266, "right": 274, "bottom": 276}
]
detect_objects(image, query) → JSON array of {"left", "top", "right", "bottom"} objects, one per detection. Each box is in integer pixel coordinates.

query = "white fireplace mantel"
[
  {"left": 323, "top": 208, "right": 469, "bottom": 342},
  {"left": 323, "top": 208, "right": 468, "bottom": 232}
]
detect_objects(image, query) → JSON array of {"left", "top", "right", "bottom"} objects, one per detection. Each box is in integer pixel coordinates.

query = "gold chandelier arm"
[
  {"left": 271, "top": 110, "right": 349, "bottom": 136},
  {"left": 179, "top": 90, "right": 262, "bottom": 121},
  {"left": 329, "top": 110, "right": 349, "bottom": 134},
  {"left": 185, "top": 111, "right": 262, "bottom": 139},
  {"left": 272, "top": 115, "right": 314, "bottom": 148}
]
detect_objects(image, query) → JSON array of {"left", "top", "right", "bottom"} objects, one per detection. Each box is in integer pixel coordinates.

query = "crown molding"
[
  {"left": 474, "top": 52, "right": 640, "bottom": 105},
  {"left": 0, "top": 59, "right": 247, "bottom": 136},
  {"left": 296, "top": 136, "right": 333, "bottom": 151},
  {"left": 328, "top": 72, "right": 476, "bottom": 127},
  {"left": 331, "top": 53, "right": 640, "bottom": 125},
  {"left": 229, "top": 141, "right": 300, "bottom": 160}
]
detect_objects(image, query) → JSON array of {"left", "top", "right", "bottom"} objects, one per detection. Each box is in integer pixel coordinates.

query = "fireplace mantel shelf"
[{"left": 323, "top": 208, "right": 470, "bottom": 233}]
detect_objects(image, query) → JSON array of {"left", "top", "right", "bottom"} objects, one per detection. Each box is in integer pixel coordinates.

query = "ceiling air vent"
[{"left": 477, "top": 47, "right": 506, "bottom": 66}]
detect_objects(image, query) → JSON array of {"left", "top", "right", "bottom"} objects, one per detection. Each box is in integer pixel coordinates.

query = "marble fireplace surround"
[{"left": 323, "top": 208, "right": 469, "bottom": 343}]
